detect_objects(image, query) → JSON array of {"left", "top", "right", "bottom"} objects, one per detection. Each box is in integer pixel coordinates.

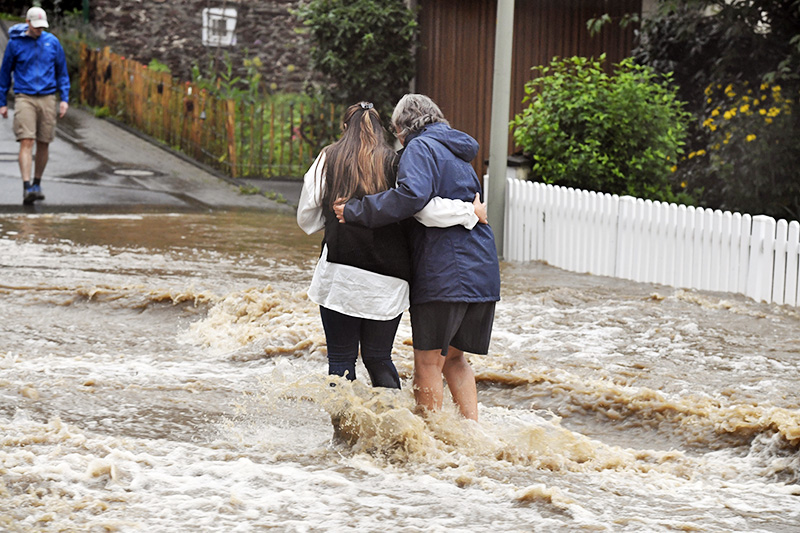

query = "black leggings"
[{"left": 319, "top": 306, "right": 402, "bottom": 389}]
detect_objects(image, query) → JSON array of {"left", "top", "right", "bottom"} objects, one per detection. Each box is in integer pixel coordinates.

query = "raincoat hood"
[
  {"left": 406, "top": 122, "right": 479, "bottom": 163},
  {"left": 8, "top": 23, "right": 31, "bottom": 40}
]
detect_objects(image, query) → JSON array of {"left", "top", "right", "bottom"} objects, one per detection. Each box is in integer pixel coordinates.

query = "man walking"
[{"left": 0, "top": 7, "right": 70, "bottom": 204}]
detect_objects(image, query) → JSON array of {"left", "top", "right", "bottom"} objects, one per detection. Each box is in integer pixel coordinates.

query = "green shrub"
[
  {"left": 633, "top": 1, "right": 800, "bottom": 220},
  {"left": 293, "top": 0, "right": 417, "bottom": 122},
  {"left": 684, "top": 81, "right": 800, "bottom": 219},
  {"left": 511, "top": 55, "right": 695, "bottom": 204}
]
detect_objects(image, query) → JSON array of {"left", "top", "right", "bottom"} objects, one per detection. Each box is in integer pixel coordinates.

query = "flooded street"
[{"left": 1, "top": 210, "right": 799, "bottom": 532}]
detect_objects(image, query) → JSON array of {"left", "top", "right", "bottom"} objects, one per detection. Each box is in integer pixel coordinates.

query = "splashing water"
[{"left": 1, "top": 211, "right": 798, "bottom": 532}]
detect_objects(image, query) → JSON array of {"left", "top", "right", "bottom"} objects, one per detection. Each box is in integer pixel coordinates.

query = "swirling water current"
[{"left": 1, "top": 211, "right": 798, "bottom": 532}]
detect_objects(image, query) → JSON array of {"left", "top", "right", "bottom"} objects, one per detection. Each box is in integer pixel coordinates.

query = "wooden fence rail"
[
  {"left": 79, "top": 45, "right": 340, "bottom": 179},
  {"left": 503, "top": 178, "right": 800, "bottom": 307}
]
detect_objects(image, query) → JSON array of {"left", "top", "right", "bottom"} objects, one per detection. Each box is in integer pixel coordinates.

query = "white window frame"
[{"left": 202, "top": 7, "right": 237, "bottom": 47}]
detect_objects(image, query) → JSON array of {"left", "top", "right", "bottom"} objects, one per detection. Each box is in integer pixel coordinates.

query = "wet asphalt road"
[{"left": 0, "top": 104, "right": 301, "bottom": 213}]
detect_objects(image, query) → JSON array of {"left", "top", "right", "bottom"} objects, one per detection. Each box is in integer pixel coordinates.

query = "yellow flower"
[
  {"left": 773, "top": 85, "right": 781, "bottom": 92},
  {"left": 704, "top": 86, "right": 712, "bottom": 96},
  {"left": 760, "top": 82, "right": 769, "bottom": 91},
  {"left": 753, "top": 99, "right": 760, "bottom": 106},
  {"left": 713, "top": 143, "right": 721, "bottom": 150},
  {"left": 765, "top": 118, "right": 773, "bottom": 124},
  {"left": 711, "top": 109, "right": 720, "bottom": 117},
  {"left": 696, "top": 149, "right": 706, "bottom": 156},
  {"left": 709, "top": 124, "right": 718, "bottom": 132},
  {"left": 702, "top": 118, "right": 715, "bottom": 128},
  {"left": 680, "top": 181, "right": 687, "bottom": 188},
  {"left": 767, "top": 107, "right": 780, "bottom": 117},
  {"left": 707, "top": 98, "right": 712, "bottom": 104},
  {"left": 759, "top": 108, "right": 767, "bottom": 115},
  {"left": 739, "top": 104, "right": 750, "bottom": 113},
  {"left": 746, "top": 134, "right": 757, "bottom": 142},
  {"left": 723, "top": 111, "right": 733, "bottom": 120},
  {"left": 688, "top": 151, "right": 697, "bottom": 159},
  {"left": 672, "top": 166, "right": 678, "bottom": 173}
]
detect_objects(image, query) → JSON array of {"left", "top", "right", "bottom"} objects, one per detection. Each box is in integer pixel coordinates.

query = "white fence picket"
[
  {"left": 773, "top": 219, "right": 789, "bottom": 305},
  {"left": 502, "top": 177, "right": 800, "bottom": 307},
  {"left": 785, "top": 221, "right": 800, "bottom": 306}
]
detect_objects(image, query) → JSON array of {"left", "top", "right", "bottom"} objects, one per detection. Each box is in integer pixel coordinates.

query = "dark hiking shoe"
[
  {"left": 23, "top": 184, "right": 36, "bottom": 205},
  {"left": 31, "top": 184, "right": 45, "bottom": 200}
]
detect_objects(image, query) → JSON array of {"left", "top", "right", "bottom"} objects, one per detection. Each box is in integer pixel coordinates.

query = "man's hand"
[
  {"left": 472, "top": 193, "right": 488, "bottom": 224},
  {"left": 333, "top": 197, "right": 348, "bottom": 223},
  {"left": 59, "top": 101, "right": 69, "bottom": 118},
  {"left": 0, "top": 106, "right": 7, "bottom": 119}
]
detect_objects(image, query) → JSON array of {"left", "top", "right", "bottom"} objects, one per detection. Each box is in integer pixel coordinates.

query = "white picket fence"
[{"left": 502, "top": 178, "right": 800, "bottom": 307}]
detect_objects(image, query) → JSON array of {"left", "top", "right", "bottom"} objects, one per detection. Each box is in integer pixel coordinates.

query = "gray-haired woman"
[{"left": 334, "top": 94, "right": 500, "bottom": 420}]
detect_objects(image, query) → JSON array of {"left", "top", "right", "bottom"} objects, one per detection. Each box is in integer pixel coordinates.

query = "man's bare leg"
[
  {"left": 442, "top": 346, "right": 478, "bottom": 420},
  {"left": 18, "top": 138, "right": 34, "bottom": 184},
  {"left": 34, "top": 140, "right": 49, "bottom": 180}
]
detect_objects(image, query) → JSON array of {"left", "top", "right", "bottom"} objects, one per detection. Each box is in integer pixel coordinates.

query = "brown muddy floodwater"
[{"left": 1, "top": 210, "right": 799, "bottom": 532}]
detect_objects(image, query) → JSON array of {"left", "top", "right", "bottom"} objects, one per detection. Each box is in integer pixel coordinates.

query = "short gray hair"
[{"left": 391, "top": 94, "right": 449, "bottom": 139}]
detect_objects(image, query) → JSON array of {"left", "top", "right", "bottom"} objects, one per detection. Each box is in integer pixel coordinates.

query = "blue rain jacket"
[
  {"left": 0, "top": 23, "right": 70, "bottom": 107},
  {"left": 343, "top": 122, "right": 501, "bottom": 305}
]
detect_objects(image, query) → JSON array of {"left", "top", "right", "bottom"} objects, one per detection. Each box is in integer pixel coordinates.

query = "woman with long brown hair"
[{"left": 297, "top": 101, "right": 481, "bottom": 389}]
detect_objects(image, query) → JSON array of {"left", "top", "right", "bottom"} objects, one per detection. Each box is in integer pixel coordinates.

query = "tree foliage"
[
  {"left": 294, "top": 0, "right": 418, "bottom": 122},
  {"left": 634, "top": 0, "right": 800, "bottom": 219},
  {"left": 511, "top": 55, "right": 694, "bottom": 204}
]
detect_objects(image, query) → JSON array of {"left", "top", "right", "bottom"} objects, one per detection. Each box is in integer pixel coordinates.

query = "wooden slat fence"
[
  {"left": 503, "top": 178, "right": 800, "bottom": 307},
  {"left": 79, "top": 44, "right": 340, "bottom": 179}
]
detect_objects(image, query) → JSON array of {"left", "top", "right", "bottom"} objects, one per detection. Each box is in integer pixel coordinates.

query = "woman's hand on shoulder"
[
  {"left": 472, "top": 193, "right": 488, "bottom": 224},
  {"left": 333, "top": 198, "right": 348, "bottom": 223}
]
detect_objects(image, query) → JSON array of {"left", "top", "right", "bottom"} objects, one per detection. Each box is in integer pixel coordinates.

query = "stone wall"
[{"left": 90, "top": 0, "right": 312, "bottom": 92}]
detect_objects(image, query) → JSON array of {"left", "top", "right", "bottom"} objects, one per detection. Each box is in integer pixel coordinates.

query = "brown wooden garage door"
[{"left": 415, "top": 0, "right": 641, "bottom": 177}]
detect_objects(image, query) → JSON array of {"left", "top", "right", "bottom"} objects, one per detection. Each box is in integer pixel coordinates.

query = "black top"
[{"left": 322, "top": 154, "right": 412, "bottom": 282}]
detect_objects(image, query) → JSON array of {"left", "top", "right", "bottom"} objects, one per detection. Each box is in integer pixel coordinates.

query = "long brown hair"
[{"left": 319, "top": 102, "right": 396, "bottom": 209}]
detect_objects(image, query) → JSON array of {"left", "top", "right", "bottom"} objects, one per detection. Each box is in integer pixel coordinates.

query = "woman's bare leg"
[
  {"left": 413, "top": 348, "right": 445, "bottom": 413},
  {"left": 442, "top": 347, "right": 478, "bottom": 420},
  {"left": 413, "top": 346, "right": 478, "bottom": 420}
]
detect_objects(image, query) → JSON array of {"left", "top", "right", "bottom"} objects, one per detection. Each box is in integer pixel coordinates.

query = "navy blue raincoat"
[{"left": 343, "top": 122, "right": 501, "bottom": 305}]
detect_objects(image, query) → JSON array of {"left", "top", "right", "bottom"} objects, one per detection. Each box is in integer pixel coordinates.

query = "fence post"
[
  {"left": 745, "top": 215, "right": 777, "bottom": 303},
  {"left": 226, "top": 99, "right": 238, "bottom": 178}
]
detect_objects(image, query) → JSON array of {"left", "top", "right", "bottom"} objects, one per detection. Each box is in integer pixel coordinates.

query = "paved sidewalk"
[{"left": 0, "top": 105, "right": 301, "bottom": 213}]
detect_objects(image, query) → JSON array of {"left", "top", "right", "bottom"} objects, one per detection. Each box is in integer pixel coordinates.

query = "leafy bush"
[
  {"left": 511, "top": 55, "right": 694, "bottom": 203},
  {"left": 634, "top": 0, "right": 800, "bottom": 220},
  {"left": 293, "top": 0, "right": 417, "bottom": 122},
  {"left": 685, "top": 82, "right": 799, "bottom": 219}
]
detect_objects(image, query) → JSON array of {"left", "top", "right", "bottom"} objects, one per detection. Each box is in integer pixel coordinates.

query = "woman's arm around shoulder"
[{"left": 414, "top": 193, "right": 488, "bottom": 229}]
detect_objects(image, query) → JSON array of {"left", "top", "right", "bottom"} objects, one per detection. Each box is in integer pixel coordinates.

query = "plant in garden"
[
  {"left": 511, "top": 55, "right": 695, "bottom": 204},
  {"left": 634, "top": 0, "right": 800, "bottom": 219},
  {"left": 191, "top": 52, "right": 263, "bottom": 104},
  {"left": 293, "top": 0, "right": 417, "bottom": 122},
  {"left": 683, "top": 81, "right": 799, "bottom": 219}
]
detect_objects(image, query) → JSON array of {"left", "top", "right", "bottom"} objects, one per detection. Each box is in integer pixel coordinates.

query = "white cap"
[{"left": 27, "top": 7, "right": 49, "bottom": 28}]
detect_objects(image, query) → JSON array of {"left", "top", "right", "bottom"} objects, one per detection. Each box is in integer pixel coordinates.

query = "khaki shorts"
[{"left": 13, "top": 93, "right": 58, "bottom": 143}]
